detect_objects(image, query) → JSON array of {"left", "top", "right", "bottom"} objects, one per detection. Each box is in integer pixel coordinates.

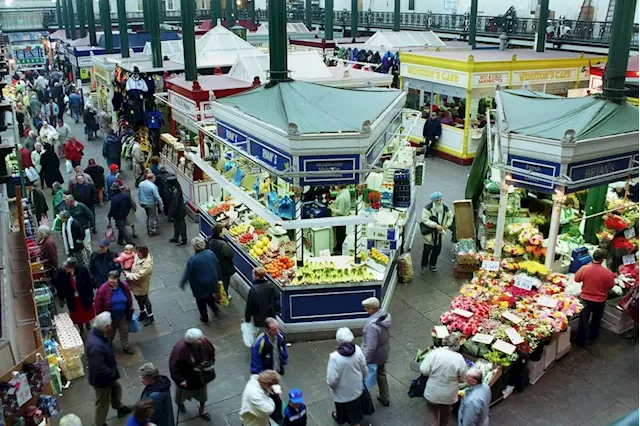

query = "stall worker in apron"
[{"left": 330, "top": 185, "right": 352, "bottom": 254}]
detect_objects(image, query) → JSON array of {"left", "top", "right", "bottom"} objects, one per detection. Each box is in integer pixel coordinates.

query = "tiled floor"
[{"left": 4, "top": 117, "right": 636, "bottom": 426}]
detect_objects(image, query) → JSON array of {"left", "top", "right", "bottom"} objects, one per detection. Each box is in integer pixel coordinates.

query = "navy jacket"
[
  {"left": 108, "top": 191, "right": 132, "bottom": 221},
  {"left": 422, "top": 117, "right": 442, "bottom": 141},
  {"left": 53, "top": 266, "right": 94, "bottom": 312},
  {"left": 180, "top": 249, "right": 221, "bottom": 299},
  {"left": 250, "top": 332, "right": 288, "bottom": 375},
  {"left": 89, "top": 250, "right": 120, "bottom": 289},
  {"left": 140, "top": 375, "right": 175, "bottom": 426},
  {"left": 102, "top": 134, "right": 121, "bottom": 162},
  {"left": 87, "top": 328, "right": 120, "bottom": 388},
  {"left": 284, "top": 403, "right": 308, "bottom": 426}
]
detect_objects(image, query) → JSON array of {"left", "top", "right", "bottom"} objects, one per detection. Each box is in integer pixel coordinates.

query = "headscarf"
[{"left": 430, "top": 192, "right": 442, "bottom": 201}]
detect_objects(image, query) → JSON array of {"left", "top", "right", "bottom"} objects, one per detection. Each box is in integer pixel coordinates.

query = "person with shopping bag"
[
  {"left": 361, "top": 297, "right": 392, "bottom": 407},
  {"left": 64, "top": 137, "right": 84, "bottom": 168}
]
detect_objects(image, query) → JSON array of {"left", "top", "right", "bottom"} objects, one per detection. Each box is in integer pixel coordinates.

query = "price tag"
[
  {"left": 248, "top": 225, "right": 255, "bottom": 234},
  {"left": 537, "top": 295, "right": 558, "bottom": 309},
  {"left": 319, "top": 249, "right": 331, "bottom": 258},
  {"left": 482, "top": 260, "right": 500, "bottom": 271},
  {"left": 434, "top": 326, "right": 450, "bottom": 338},
  {"left": 501, "top": 311, "right": 522, "bottom": 324},
  {"left": 492, "top": 339, "right": 516, "bottom": 355},
  {"left": 472, "top": 333, "right": 494, "bottom": 344},
  {"left": 623, "top": 254, "right": 636, "bottom": 265},
  {"left": 514, "top": 275, "right": 534, "bottom": 291},
  {"left": 452, "top": 308, "right": 474, "bottom": 318},
  {"left": 505, "top": 327, "right": 524, "bottom": 345},
  {"left": 624, "top": 228, "right": 636, "bottom": 238}
]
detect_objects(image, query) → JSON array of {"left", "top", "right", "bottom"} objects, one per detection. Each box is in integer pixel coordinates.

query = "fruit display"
[
  {"left": 369, "top": 248, "right": 389, "bottom": 265},
  {"left": 209, "top": 202, "right": 232, "bottom": 217},
  {"left": 290, "top": 261, "right": 375, "bottom": 285},
  {"left": 265, "top": 256, "right": 296, "bottom": 278},
  {"left": 251, "top": 217, "right": 269, "bottom": 230},
  {"left": 230, "top": 223, "right": 249, "bottom": 236}
]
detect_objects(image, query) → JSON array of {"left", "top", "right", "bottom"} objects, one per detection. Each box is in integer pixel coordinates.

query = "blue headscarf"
[{"left": 430, "top": 192, "right": 442, "bottom": 201}]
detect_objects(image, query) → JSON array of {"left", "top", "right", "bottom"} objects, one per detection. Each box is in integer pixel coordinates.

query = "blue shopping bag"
[
  {"left": 128, "top": 313, "right": 141, "bottom": 333},
  {"left": 364, "top": 363, "right": 377, "bottom": 389}
]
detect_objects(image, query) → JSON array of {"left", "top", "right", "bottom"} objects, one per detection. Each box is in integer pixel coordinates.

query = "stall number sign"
[
  {"left": 514, "top": 275, "right": 534, "bottom": 291},
  {"left": 13, "top": 44, "right": 45, "bottom": 65},
  {"left": 512, "top": 69, "right": 577, "bottom": 83},
  {"left": 625, "top": 228, "right": 636, "bottom": 239},
  {"left": 623, "top": 254, "right": 636, "bottom": 265},
  {"left": 482, "top": 260, "right": 500, "bottom": 271},
  {"left": 401, "top": 64, "right": 467, "bottom": 88}
]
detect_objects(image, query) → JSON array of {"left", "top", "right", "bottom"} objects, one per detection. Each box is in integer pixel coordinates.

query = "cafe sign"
[
  {"left": 400, "top": 64, "right": 467, "bottom": 88},
  {"left": 472, "top": 72, "right": 509, "bottom": 87},
  {"left": 13, "top": 44, "right": 45, "bottom": 67},
  {"left": 512, "top": 68, "right": 577, "bottom": 84}
]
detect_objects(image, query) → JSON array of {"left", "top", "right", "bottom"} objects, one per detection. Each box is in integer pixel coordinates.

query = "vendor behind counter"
[{"left": 329, "top": 185, "right": 353, "bottom": 254}]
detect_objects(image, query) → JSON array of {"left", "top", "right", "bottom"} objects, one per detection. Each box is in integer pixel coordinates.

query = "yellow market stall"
[{"left": 400, "top": 49, "right": 607, "bottom": 165}]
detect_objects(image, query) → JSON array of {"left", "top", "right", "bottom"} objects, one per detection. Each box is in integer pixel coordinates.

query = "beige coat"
[{"left": 125, "top": 253, "right": 154, "bottom": 296}]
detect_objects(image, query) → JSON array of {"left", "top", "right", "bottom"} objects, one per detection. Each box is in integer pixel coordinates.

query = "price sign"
[
  {"left": 501, "top": 311, "right": 522, "bottom": 324},
  {"left": 434, "top": 326, "right": 450, "bottom": 338},
  {"left": 505, "top": 327, "right": 524, "bottom": 345},
  {"left": 472, "top": 333, "right": 494, "bottom": 344},
  {"left": 624, "top": 228, "right": 636, "bottom": 238},
  {"left": 452, "top": 308, "right": 474, "bottom": 318},
  {"left": 319, "top": 249, "right": 331, "bottom": 258},
  {"left": 492, "top": 339, "right": 516, "bottom": 355},
  {"left": 537, "top": 295, "right": 558, "bottom": 309},
  {"left": 248, "top": 225, "right": 255, "bottom": 234},
  {"left": 623, "top": 254, "right": 636, "bottom": 265},
  {"left": 482, "top": 260, "right": 500, "bottom": 271},
  {"left": 514, "top": 275, "right": 534, "bottom": 291}
]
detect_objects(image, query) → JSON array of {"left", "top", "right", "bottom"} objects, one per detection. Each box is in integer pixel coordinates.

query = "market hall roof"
[
  {"left": 216, "top": 81, "right": 403, "bottom": 135},
  {"left": 498, "top": 89, "right": 640, "bottom": 140}
]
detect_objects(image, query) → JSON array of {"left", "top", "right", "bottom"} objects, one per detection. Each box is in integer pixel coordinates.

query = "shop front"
[{"left": 91, "top": 55, "right": 117, "bottom": 126}]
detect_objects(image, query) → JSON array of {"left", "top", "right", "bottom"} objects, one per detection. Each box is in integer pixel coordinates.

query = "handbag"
[
  {"left": 420, "top": 222, "right": 430, "bottom": 236},
  {"left": 191, "top": 354, "right": 216, "bottom": 387},
  {"left": 408, "top": 375, "right": 427, "bottom": 398},
  {"left": 105, "top": 225, "right": 116, "bottom": 242},
  {"left": 360, "top": 384, "right": 375, "bottom": 416}
]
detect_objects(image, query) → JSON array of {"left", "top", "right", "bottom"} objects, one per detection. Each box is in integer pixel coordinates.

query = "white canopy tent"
[
  {"left": 142, "top": 40, "right": 183, "bottom": 59},
  {"left": 256, "top": 22, "right": 312, "bottom": 34},
  {"left": 337, "top": 30, "right": 446, "bottom": 53}
]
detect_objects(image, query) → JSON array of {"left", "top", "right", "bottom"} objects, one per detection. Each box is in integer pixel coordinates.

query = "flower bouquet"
[
  {"left": 518, "top": 261, "right": 549, "bottom": 279},
  {"left": 500, "top": 258, "right": 520, "bottom": 272},
  {"left": 483, "top": 349, "right": 518, "bottom": 367},
  {"left": 611, "top": 236, "right": 636, "bottom": 256},
  {"left": 537, "top": 309, "right": 569, "bottom": 332},
  {"left": 525, "top": 244, "right": 547, "bottom": 261},
  {"left": 604, "top": 214, "right": 631, "bottom": 232},
  {"left": 503, "top": 244, "right": 525, "bottom": 256}
]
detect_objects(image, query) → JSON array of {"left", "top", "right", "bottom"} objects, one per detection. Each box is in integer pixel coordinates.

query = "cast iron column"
[
  {"left": 99, "top": 0, "right": 114, "bottom": 53},
  {"left": 305, "top": 0, "right": 311, "bottom": 29},
  {"left": 62, "top": 0, "right": 71, "bottom": 39},
  {"left": 149, "top": 0, "right": 162, "bottom": 67},
  {"left": 350, "top": 0, "right": 357, "bottom": 41},
  {"left": 393, "top": 0, "right": 400, "bottom": 31},
  {"left": 211, "top": 0, "right": 221, "bottom": 25},
  {"left": 249, "top": 0, "right": 255, "bottom": 24},
  {"left": 535, "top": 0, "right": 548, "bottom": 52},
  {"left": 181, "top": 0, "right": 197, "bottom": 81},
  {"left": 469, "top": 0, "right": 478, "bottom": 48},
  {"left": 68, "top": 0, "right": 76, "bottom": 39},
  {"left": 77, "top": 0, "right": 87, "bottom": 38},
  {"left": 226, "top": 0, "right": 233, "bottom": 26},
  {"left": 86, "top": 0, "right": 97, "bottom": 45},
  {"left": 116, "top": 0, "right": 130, "bottom": 57},
  {"left": 56, "top": 0, "right": 64, "bottom": 31},
  {"left": 603, "top": 0, "right": 638, "bottom": 103},
  {"left": 267, "top": 0, "right": 289, "bottom": 83},
  {"left": 324, "top": 0, "right": 333, "bottom": 40},
  {"left": 233, "top": 0, "right": 238, "bottom": 21},
  {"left": 143, "top": 0, "right": 149, "bottom": 30}
]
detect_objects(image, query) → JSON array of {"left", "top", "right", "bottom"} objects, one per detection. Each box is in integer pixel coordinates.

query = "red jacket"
[
  {"left": 20, "top": 148, "right": 33, "bottom": 169},
  {"left": 169, "top": 337, "right": 216, "bottom": 390},
  {"left": 64, "top": 140, "right": 84, "bottom": 162},
  {"left": 94, "top": 280, "right": 134, "bottom": 320}
]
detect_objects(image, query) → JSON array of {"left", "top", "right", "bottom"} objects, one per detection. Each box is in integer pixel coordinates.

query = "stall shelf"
[
  {"left": 164, "top": 80, "right": 411, "bottom": 338},
  {"left": 400, "top": 49, "right": 607, "bottom": 165}
]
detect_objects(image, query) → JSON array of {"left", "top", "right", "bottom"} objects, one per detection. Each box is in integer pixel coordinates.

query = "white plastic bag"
[
  {"left": 65, "top": 159, "right": 73, "bottom": 174},
  {"left": 241, "top": 321, "right": 257, "bottom": 348},
  {"left": 25, "top": 166, "right": 39, "bottom": 182}
]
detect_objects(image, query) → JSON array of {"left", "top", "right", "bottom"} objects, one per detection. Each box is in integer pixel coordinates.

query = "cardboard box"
[
  {"left": 367, "top": 238, "right": 402, "bottom": 251},
  {"left": 366, "top": 226, "right": 399, "bottom": 241},
  {"left": 453, "top": 200, "right": 476, "bottom": 242},
  {"left": 457, "top": 253, "right": 478, "bottom": 265}
]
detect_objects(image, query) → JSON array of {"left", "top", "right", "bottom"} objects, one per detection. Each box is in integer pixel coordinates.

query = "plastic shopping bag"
[
  {"left": 65, "top": 159, "right": 73, "bottom": 174},
  {"left": 241, "top": 321, "right": 257, "bottom": 348},
  {"left": 398, "top": 252, "right": 414, "bottom": 283},
  {"left": 25, "top": 166, "right": 39, "bottom": 183},
  {"left": 105, "top": 225, "right": 116, "bottom": 242},
  {"left": 128, "top": 313, "right": 141, "bottom": 333},
  {"left": 364, "top": 363, "right": 378, "bottom": 389},
  {"left": 218, "top": 281, "right": 229, "bottom": 307}
]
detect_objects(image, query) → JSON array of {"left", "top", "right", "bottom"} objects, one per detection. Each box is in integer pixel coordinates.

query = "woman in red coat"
[
  {"left": 94, "top": 271, "right": 135, "bottom": 353},
  {"left": 64, "top": 137, "right": 84, "bottom": 168},
  {"left": 53, "top": 257, "right": 95, "bottom": 332}
]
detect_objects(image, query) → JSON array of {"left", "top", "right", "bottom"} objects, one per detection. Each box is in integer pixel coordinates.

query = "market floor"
[{"left": 6, "top": 118, "right": 637, "bottom": 426}]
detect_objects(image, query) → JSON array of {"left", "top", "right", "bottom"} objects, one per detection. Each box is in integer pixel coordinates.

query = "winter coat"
[
  {"left": 89, "top": 249, "right": 120, "bottom": 289},
  {"left": 64, "top": 140, "right": 84, "bottom": 162},
  {"left": 29, "top": 187, "right": 48, "bottom": 220},
  {"left": 155, "top": 170, "right": 171, "bottom": 204},
  {"left": 125, "top": 191, "right": 138, "bottom": 227},
  {"left": 245, "top": 280, "right": 281, "bottom": 328},
  {"left": 207, "top": 237, "right": 235, "bottom": 285},
  {"left": 125, "top": 254, "right": 154, "bottom": 296},
  {"left": 86, "top": 328, "right": 120, "bottom": 388},
  {"left": 61, "top": 218, "right": 85, "bottom": 255},
  {"left": 84, "top": 109, "right": 98, "bottom": 131},
  {"left": 326, "top": 343, "right": 367, "bottom": 403},
  {"left": 180, "top": 249, "right": 221, "bottom": 299},
  {"left": 66, "top": 201, "right": 94, "bottom": 229},
  {"left": 56, "top": 123, "right": 72, "bottom": 142},
  {"left": 71, "top": 183, "right": 98, "bottom": 209},
  {"left": 40, "top": 147, "right": 64, "bottom": 188},
  {"left": 251, "top": 332, "right": 288, "bottom": 375},
  {"left": 140, "top": 375, "right": 175, "bottom": 426},
  {"left": 422, "top": 117, "right": 442, "bottom": 141},
  {"left": 239, "top": 375, "right": 276, "bottom": 426},
  {"left": 20, "top": 147, "right": 33, "bottom": 169},
  {"left": 84, "top": 164, "right": 105, "bottom": 189},
  {"left": 362, "top": 310, "right": 392, "bottom": 365},
  {"left": 421, "top": 202, "right": 454, "bottom": 246},
  {"left": 419, "top": 347, "right": 467, "bottom": 405},
  {"left": 106, "top": 173, "right": 121, "bottom": 198},
  {"left": 169, "top": 337, "right": 215, "bottom": 390},
  {"left": 53, "top": 266, "right": 94, "bottom": 312},
  {"left": 102, "top": 134, "right": 121, "bottom": 163},
  {"left": 108, "top": 190, "right": 132, "bottom": 221},
  {"left": 94, "top": 280, "right": 134, "bottom": 320},
  {"left": 167, "top": 187, "right": 186, "bottom": 220},
  {"left": 31, "top": 149, "right": 43, "bottom": 173},
  {"left": 38, "top": 235, "right": 58, "bottom": 271},
  {"left": 131, "top": 142, "right": 145, "bottom": 178}
]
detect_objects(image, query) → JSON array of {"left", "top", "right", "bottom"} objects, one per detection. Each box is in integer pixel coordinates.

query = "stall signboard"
[
  {"left": 77, "top": 56, "right": 93, "bottom": 68},
  {"left": 216, "top": 121, "right": 248, "bottom": 150},
  {"left": 249, "top": 138, "right": 292, "bottom": 173},
  {"left": 168, "top": 91, "right": 198, "bottom": 118},
  {"left": 472, "top": 72, "right": 509, "bottom": 87},
  {"left": 299, "top": 154, "right": 360, "bottom": 185},
  {"left": 507, "top": 154, "right": 560, "bottom": 192},
  {"left": 400, "top": 64, "right": 467, "bottom": 88},
  {"left": 512, "top": 68, "right": 577, "bottom": 84},
  {"left": 12, "top": 44, "right": 45, "bottom": 68},
  {"left": 567, "top": 151, "right": 639, "bottom": 191}
]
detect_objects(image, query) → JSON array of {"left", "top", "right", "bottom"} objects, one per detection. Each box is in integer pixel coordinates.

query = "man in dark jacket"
[
  {"left": 245, "top": 267, "right": 281, "bottom": 328},
  {"left": 107, "top": 183, "right": 135, "bottom": 245},
  {"left": 361, "top": 297, "right": 392, "bottom": 406},
  {"left": 422, "top": 110, "right": 442, "bottom": 158},
  {"left": 166, "top": 176, "right": 187, "bottom": 245},
  {"left": 180, "top": 237, "right": 221, "bottom": 323},
  {"left": 84, "top": 107, "right": 98, "bottom": 140},
  {"left": 103, "top": 130, "right": 121, "bottom": 168},
  {"left": 85, "top": 158, "right": 106, "bottom": 206},
  {"left": 139, "top": 363, "right": 174, "bottom": 426},
  {"left": 87, "top": 311, "right": 131, "bottom": 425},
  {"left": 89, "top": 239, "right": 120, "bottom": 289},
  {"left": 70, "top": 175, "right": 98, "bottom": 233},
  {"left": 27, "top": 185, "right": 49, "bottom": 225},
  {"left": 155, "top": 165, "right": 172, "bottom": 215},
  {"left": 250, "top": 317, "right": 288, "bottom": 375}
]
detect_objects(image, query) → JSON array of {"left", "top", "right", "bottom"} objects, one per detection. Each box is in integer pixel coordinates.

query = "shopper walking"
[
  {"left": 361, "top": 297, "right": 392, "bottom": 407},
  {"left": 70, "top": 175, "right": 98, "bottom": 233},
  {"left": 574, "top": 249, "right": 616, "bottom": 347},
  {"left": 27, "top": 183, "right": 48, "bottom": 224},
  {"left": 245, "top": 267, "right": 280, "bottom": 328},
  {"left": 239, "top": 370, "right": 281, "bottom": 426},
  {"left": 155, "top": 165, "right": 171, "bottom": 215},
  {"left": 458, "top": 368, "right": 491, "bottom": 426},
  {"left": 127, "top": 400, "right": 155, "bottom": 426},
  {"left": 180, "top": 237, "right": 221, "bottom": 323},
  {"left": 45, "top": 99, "right": 59, "bottom": 125},
  {"left": 419, "top": 334, "right": 467, "bottom": 426},
  {"left": 31, "top": 142, "right": 44, "bottom": 183},
  {"left": 24, "top": 130, "right": 37, "bottom": 151},
  {"left": 167, "top": 176, "right": 187, "bottom": 245},
  {"left": 169, "top": 328, "right": 216, "bottom": 421},
  {"left": 40, "top": 143, "right": 64, "bottom": 192},
  {"left": 106, "top": 165, "right": 122, "bottom": 199},
  {"left": 64, "top": 137, "right": 84, "bottom": 168},
  {"left": 53, "top": 257, "right": 95, "bottom": 332},
  {"left": 89, "top": 239, "right": 120, "bottom": 289},
  {"left": 65, "top": 195, "right": 95, "bottom": 253},
  {"left": 420, "top": 192, "right": 453, "bottom": 274},
  {"left": 85, "top": 158, "right": 106, "bottom": 206},
  {"left": 138, "top": 173, "right": 164, "bottom": 236},
  {"left": 422, "top": 110, "right": 442, "bottom": 157},
  {"left": 68, "top": 90, "right": 82, "bottom": 123},
  {"left": 103, "top": 130, "right": 122, "bottom": 169},
  {"left": 124, "top": 186, "right": 139, "bottom": 238},
  {"left": 84, "top": 107, "right": 98, "bottom": 140},
  {"left": 57, "top": 118, "right": 72, "bottom": 142},
  {"left": 59, "top": 210, "right": 89, "bottom": 267},
  {"left": 37, "top": 225, "right": 59, "bottom": 273},
  {"left": 108, "top": 183, "right": 136, "bottom": 245},
  {"left": 251, "top": 317, "right": 288, "bottom": 375},
  {"left": 326, "top": 327, "right": 368, "bottom": 426},
  {"left": 131, "top": 139, "right": 146, "bottom": 182},
  {"left": 139, "top": 363, "right": 175, "bottom": 426},
  {"left": 52, "top": 182, "right": 66, "bottom": 211},
  {"left": 207, "top": 224, "right": 235, "bottom": 297},
  {"left": 94, "top": 270, "right": 135, "bottom": 354},
  {"left": 87, "top": 311, "right": 132, "bottom": 425},
  {"left": 124, "top": 245, "right": 155, "bottom": 326}
]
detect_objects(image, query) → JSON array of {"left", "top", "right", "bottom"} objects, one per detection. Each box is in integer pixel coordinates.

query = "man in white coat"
[{"left": 240, "top": 370, "right": 281, "bottom": 426}]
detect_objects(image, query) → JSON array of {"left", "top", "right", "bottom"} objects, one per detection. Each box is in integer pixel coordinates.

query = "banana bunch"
[
  {"left": 230, "top": 223, "right": 249, "bottom": 236},
  {"left": 369, "top": 248, "right": 389, "bottom": 265}
]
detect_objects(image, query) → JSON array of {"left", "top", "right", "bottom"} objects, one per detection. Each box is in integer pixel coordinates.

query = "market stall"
[
  {"left": 163, "top": 80, "right": 417, "bottom": 337},
  {"left": 400, "top": 50, "right": 607, "bottom": 165}
]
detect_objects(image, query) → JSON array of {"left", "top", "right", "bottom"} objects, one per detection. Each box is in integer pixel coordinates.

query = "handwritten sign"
[
  {"left": 453, "top": 309, "right": 474, "bottom": 318},
  {"left": 482, "top": 260, "right": 500, "bottom": 272},
  {"left": 624, "top": 228, "right": 636, "bottom": 238},
  {"left": 622, "top": 254, "right": 636, "bottom": 265},
  {"left": 501, "top": 311, "right": 523, "bottom": 325},
  {"left": 514, "top": 275, "right": 534, "bottom": 291},
  {"left": 505, "top": 328, "right": 524, "bottom": 345},
  {"left": 537, "top": 295, "right": 559, "bottom": 309},
  {"left": 434, "top": 326, "right": 450, "bottom": 338},
  {"left": 472, "top": 334, "right": 494, "bottom": 344},
  {"left": 492, "top": 339, "right": 516, "bottom": 355}
]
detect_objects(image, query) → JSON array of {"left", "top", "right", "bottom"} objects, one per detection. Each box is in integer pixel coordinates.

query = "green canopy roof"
[
  {"left": 499, "top": 89, "right": 639, "bottom": 140},
  {"left": 217, "top": 81, "right": 403, "bottom": 134}
]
